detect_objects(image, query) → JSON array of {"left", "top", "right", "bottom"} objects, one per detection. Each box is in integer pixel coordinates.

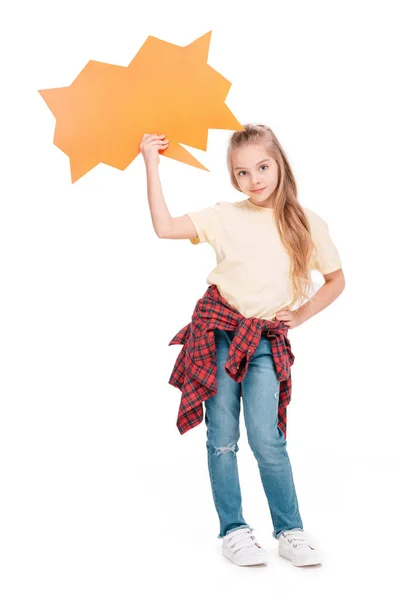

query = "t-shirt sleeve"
[
  {"left": 185, "top": 203, "right": 221, "bottom": 245},
  {"left": 307, "top": 209, "right": 342, "bottom": 274}
]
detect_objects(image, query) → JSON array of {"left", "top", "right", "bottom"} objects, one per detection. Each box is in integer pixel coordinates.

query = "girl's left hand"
[{"left": 275, "top": 308, "right": 303, "bottom": 329}]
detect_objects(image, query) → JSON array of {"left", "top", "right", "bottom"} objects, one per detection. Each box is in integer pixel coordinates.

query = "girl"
[{"left": 140, "top": 124, "right": 345, "bottom": 568}]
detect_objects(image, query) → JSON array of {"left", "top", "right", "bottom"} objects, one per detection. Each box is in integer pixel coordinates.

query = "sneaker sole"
[
  {"left": 222, "top": 547, "right": 268, "bottom": 566},
  {"left": 279, "top": 546, "right": 322, "bottom": 567}
]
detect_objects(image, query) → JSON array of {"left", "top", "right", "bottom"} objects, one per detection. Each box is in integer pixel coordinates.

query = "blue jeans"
[{"left": 205, "top": 328, "right": 304, "bottom": 540}]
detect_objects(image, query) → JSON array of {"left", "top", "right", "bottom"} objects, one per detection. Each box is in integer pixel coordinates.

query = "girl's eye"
[{"left": 238, "top": 165, "right": 268, "bottom": 176}]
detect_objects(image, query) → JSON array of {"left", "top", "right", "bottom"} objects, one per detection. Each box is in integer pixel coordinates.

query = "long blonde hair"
[{"left": 227, "top": 124, "right": 316, "bottom": 311}]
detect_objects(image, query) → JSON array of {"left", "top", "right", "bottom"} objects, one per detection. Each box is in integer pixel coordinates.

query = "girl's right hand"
[{"left": 139, "top": 133, "right": 169, "bottom": 168}]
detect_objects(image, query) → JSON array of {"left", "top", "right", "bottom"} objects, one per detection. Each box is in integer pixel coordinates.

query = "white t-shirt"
[{"left": 186, "top": 198, "right": 342, "bottom": 320}]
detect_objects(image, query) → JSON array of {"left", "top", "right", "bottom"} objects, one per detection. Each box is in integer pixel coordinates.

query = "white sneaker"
[
  {"left": 278, "top": 528, "right": 323, "bottom": 566},
  {"left": 222, "top": 527, "right": 268, "bottom": 566}
]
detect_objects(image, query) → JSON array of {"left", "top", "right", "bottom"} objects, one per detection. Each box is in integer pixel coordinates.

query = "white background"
[{"left": 1, "top": 0, "right": 399, "bottom": 598}]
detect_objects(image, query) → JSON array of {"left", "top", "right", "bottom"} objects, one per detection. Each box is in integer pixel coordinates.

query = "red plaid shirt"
[{"left": 168, "top": 284, "right": 295, "bottom": 437}]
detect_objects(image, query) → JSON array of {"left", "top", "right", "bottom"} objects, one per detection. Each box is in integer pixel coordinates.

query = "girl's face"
[{"left": 231, "top": 143, "right": 279, "bottom": 207}]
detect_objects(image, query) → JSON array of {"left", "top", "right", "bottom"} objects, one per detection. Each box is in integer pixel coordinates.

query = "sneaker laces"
[
  {"left": 225, "top": 528, "right": 262, "bottom": 555},
  {"left": 283, "top": 530, "right": 314, "bottom": 549}
]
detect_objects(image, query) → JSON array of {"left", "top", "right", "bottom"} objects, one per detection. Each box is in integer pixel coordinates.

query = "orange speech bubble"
[{"left": 38, "top": 31, "right": 244, "bottom": 183}]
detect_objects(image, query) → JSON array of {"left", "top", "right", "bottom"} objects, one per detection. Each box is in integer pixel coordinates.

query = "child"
[{"left": 140, "top": 124, "right": 345, "bottom": 568}]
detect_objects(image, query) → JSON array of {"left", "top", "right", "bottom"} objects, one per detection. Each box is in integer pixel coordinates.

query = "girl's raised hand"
[{"left": 139, "top": 133, "right": 169, "bottom": 168}]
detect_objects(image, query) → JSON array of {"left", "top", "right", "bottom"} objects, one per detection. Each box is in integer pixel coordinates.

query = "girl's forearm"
[
  {"left": 295, "top": 278, "right": 345, "bottom": 324},
  {"left": 145, "top": 165, "right": 173, "bottom": 237}
]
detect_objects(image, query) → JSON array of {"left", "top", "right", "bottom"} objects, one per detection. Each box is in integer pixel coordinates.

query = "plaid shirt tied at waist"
[{"left": 168, "top": 284, "right": 295, "bottom": 437}]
